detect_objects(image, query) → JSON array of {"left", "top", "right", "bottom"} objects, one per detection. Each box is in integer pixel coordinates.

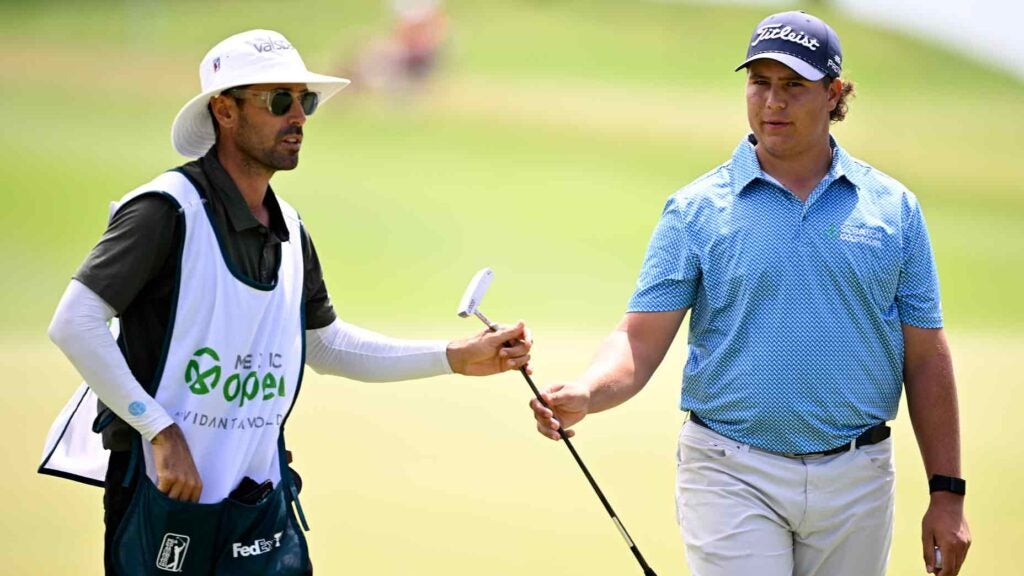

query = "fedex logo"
[{"left": 232, "top": 532, "right": 283, "bottom": 558}]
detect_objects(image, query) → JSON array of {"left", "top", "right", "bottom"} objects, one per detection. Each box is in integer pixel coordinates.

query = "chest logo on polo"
[
  {"left": 185, "top": 347, "right": 287, "bottom": 407},
  {"left": 826, "top": 224, "right": 883, "bottom": 248}
]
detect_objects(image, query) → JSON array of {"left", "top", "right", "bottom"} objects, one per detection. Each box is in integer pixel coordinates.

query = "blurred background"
[{"left": 2, "top": 0, "right": 1021, "bottom": 574}]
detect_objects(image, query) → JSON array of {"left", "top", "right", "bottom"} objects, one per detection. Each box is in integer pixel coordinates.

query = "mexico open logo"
[
  {"left": 156, "top": 533, "right": 189, "bottom": 572},
  {"left": 184, "top": 347, "right": 287, "bottom": 407}
]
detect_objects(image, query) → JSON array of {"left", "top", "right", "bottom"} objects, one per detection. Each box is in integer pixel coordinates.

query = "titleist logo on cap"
[{"left": 752, "top": 23, "right": 820, "bottom": 51}]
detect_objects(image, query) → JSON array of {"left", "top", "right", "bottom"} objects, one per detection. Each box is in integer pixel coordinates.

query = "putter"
[{"left": 457, "top": 267, "right": 658, "bottom": 576}]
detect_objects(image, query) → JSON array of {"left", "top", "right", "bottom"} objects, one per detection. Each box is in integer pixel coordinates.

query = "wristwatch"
[{"left": 929, "top": 474, "right": 967, "bottom": 495}]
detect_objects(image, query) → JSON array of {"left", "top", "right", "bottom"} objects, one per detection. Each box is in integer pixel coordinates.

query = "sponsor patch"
[
  {"left": 156, "top": 533, "right": 190, "bottom": 572},
  {"left": 827, "top": 224, "right": 884, "bottom": 248},
  {"left": 232, "top": 532, "right": 283, "bottom": 558}
]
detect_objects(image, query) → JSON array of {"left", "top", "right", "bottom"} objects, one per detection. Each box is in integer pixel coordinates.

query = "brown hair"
[{"left": 826, "top": 77, "right": 855, "bottom": 123}]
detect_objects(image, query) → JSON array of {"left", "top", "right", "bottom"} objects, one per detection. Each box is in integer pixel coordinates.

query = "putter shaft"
[
  {"left": 519, "top": 367, "right": 657, "bottom": 576},
  {"left": 479, "top": 316, "right": 657, "bottom": 576}
]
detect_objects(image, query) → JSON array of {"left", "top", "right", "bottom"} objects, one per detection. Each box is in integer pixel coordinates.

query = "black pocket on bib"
[
  {"left": 213, "top": 483, "right": 309, "bottom": 575},
  {"left": 114, "top": 476, "right": 308, "bottom": 575},
  {"left": 114, "top": 477, "right": 223, "bottom": 575}
]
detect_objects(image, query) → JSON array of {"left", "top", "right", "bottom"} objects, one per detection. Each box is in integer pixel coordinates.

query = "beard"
[{"left": 235, "top": 114, "right": 302, "bottom": 172}]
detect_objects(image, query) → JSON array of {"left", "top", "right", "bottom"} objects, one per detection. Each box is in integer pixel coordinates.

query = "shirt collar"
[
  {"left": 199, "top": 148, "right": 290, "bottom": 241},
  {"left": 729, "top": 134, "right": 863, "bottom": 195},
  {"left": 829, "top": 138, "right": 865, "bottom": 189}
]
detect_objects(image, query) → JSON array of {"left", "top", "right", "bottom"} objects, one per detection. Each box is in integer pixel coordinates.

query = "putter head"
[{"left": 457, "top": 267, "right": 494, "bottom": 318}]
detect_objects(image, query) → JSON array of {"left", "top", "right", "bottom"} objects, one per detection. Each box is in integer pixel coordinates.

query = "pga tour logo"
[
  {"left": 156, "top": 533, "right": 190, "bottom": 572},
  {"left": 232, "top": 532, "right": 284, "bottom": 558}
]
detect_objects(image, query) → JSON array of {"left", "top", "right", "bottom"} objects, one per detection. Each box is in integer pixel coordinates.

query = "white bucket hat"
[{"left": 171, "top": 29, "right": 350, "bottom": 158}]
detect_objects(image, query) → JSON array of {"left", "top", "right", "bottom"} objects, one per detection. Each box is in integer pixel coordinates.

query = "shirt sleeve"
[
  {"left": 301, "top": 226, "right": 338, "bottom": 330},
  {"left": 73, "top": 195, "right": 179, "bottom": 314},
  {"left": 627, "top": 197, "right": 700, "bottom": 312},
  {"left": 896, "top": 193, "right": 943, "bottom": 328},
  {"left": 305, "top": 319, "right": 451, "bottom": 381},
  {"left": 48, "top": 280, "right": 174, "bottom": 441}
]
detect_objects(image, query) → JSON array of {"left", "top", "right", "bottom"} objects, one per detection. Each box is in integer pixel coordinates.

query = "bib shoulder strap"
[{"left": 111, "top": 170, "right": 204, "bottom": 221}]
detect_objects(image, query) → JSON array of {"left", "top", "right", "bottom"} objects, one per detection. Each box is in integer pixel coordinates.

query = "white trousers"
[{"left": 676, "top": 420, "right": 895, "bottom": 576}]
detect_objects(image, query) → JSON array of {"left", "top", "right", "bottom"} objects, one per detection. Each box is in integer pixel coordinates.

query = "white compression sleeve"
[
  {"left": 306, "top": 319, "right": 453, "bottom": 382},
  {"left": 48, "top": 279, "right": 174, "bottom": 441}
]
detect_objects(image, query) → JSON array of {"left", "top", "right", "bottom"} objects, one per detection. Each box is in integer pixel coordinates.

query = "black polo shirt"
[{"left": 75, "top": 148, "right": 337, "bottom": 450}]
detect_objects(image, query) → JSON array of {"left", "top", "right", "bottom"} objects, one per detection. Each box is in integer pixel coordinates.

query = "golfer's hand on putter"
[
  {"left": 150, "top": 423, "right": 203, "bottom": 502},
  {"left": 531, "top": 382, "right": 590, "bottom": 440},
  {"left": 922, "top": 492, "right": 971, "bottom": 575},
  {"left": 446, "top": 321, "right": 532, "bottom": 376}
]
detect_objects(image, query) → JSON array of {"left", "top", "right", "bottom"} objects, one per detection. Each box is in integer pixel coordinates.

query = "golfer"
[
  {"left": 47, "top": 29, "right": 531, "bottom": 575},
  {"left": 530, "top": 11, "right": 970, "bottom": 576}
]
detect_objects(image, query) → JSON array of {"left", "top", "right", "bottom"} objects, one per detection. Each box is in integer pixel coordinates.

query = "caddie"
[
  {"left": 44, "top": 29, "right": 532, "bottom": 575},
  {"left": 529, "top": 11, "right": 971, "bottom": 576}
]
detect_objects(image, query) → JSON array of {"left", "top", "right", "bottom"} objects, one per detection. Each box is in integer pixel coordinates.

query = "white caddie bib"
[{"left": 41, "top": 170, "right": 306, "bottom": 503}]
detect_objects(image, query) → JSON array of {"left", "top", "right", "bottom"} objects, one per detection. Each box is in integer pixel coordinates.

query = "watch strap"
[{"left": 929, "top": 474, "right": 966, "bottom": 495}]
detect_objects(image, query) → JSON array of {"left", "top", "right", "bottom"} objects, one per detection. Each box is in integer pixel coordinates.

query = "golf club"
[{"left": 457, "top": 267, "right": 658, "bottom": 576}]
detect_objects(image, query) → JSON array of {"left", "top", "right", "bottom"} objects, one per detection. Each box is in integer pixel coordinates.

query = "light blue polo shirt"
[{"left": 629, "top": 135, "right": 942, "bottom": 453}]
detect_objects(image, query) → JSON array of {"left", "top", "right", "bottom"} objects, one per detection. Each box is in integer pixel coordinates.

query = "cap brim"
[
  {"left": 735, "top": 53, "right": 826, "bottom": 82},
  {"left": 170, "top": 71, "right": 351, "bottom": 158}
]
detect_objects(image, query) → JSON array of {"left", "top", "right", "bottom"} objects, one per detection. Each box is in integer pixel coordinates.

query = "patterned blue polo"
[{"left": 629, "top": 135, "right": 942, "bottom": 453}]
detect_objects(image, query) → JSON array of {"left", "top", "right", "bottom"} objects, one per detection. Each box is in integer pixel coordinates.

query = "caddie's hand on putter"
[
  {"left": 150, "top": 423, "right": 203, "bottom": 502},
  {"left": 446, "top": 322, "right": 532, "bottom": 376},
  {"left": 531, "top": 382, "right": 590, "bottom": 440}
]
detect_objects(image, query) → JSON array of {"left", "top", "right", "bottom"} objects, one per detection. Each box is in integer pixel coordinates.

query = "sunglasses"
[{"left": 226, "top": 88, "right": 320, "bottom": 116}]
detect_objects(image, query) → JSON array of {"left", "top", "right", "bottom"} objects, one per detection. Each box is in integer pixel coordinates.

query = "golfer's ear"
[
  {"left": 210, "top": 95, "right": 238, "bottom": 129},
  {"left": 827, "top": 78, "right": 843, "bottom": 110}
]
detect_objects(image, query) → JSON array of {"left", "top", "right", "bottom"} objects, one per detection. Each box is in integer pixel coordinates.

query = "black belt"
[{"left": 688, "top": 413, "right": 890, "bottom": 458}]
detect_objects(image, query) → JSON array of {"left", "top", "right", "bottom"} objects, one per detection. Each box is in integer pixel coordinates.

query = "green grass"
[
  {"left": 1, "top": 1, "right": 1021, "bottom": 573},
  {"left": 9, "top": 330, "right": 1022, "bottom": 574},
  {"left": 1, "top": 1, "right": 1022, "bottom": 332}
]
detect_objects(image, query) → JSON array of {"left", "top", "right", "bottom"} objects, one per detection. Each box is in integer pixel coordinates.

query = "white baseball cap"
[{"left": 171, "top": 29, "right": 350, "bottom": 158}]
